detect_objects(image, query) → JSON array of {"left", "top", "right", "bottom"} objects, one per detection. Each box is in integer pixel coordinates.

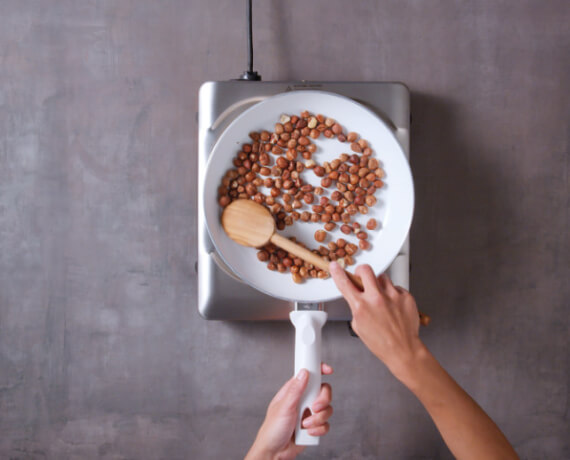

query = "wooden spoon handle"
[
  {"left": 271, "top": 233, "right": 331, "bottom": 272},
  {"left": 269, "top": 233, "right": 430, "bottom": 326},
  {"left": 271, "top": 233, "right": 361, "bottom": 284}
]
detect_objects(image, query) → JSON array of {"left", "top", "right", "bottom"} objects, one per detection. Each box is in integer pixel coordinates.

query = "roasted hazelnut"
[
  {"left": 365, "top": 195, "right": 377, "bottom": 206},
  {"left": 350, "top": 142, "right": 362, "bottom": 153},
  {"left": 359, "top": 240, "right": 371, "bottom": 250},
  {"left": 314, "top": 166, "right": 325, "bottom": 177},
  {"left": 324, "top": 222, "right": 336, "bottom": 231},
  {"left": 321, "top": 177, "right": 333, "bottom": 188},
  {"left": 347, "top": 132, "right": 358, "bottom": 142},
  {"left": 314, "top": 230, "right": 327, "bottom": 242},
  {"left": 292, "top": 272, "right": 303, "bottom": 283}
]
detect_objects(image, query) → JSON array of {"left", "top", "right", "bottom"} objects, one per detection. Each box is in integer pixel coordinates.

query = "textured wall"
[{"left": 0, "top": 1, "right": 568, "bottom": 459}]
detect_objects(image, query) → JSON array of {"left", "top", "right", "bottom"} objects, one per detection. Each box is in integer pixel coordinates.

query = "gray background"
[{"left": 1, "top": 1, "right": 568, "bottom": 459}]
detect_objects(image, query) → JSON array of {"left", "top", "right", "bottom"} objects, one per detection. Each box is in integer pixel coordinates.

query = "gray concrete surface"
[{"left": 1, "top": 1, "right": 568, "bottom": 459}]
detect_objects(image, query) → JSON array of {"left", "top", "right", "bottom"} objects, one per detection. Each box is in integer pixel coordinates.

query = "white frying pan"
[{"left": 203, "top": 90, "right": 414, "bottom": 445}]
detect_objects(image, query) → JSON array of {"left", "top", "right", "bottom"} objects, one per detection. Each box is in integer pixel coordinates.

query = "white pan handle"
[{"left": 289, "top": 309, "right": 328, "bottom": 446}]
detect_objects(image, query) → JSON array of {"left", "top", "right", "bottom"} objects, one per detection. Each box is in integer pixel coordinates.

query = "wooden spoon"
[{"left": 222, "top": 199, "right": 430, "bottom": 326}]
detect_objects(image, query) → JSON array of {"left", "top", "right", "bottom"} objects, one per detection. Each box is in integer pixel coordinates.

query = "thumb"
[{"left": 281, "top": 369, "right": 309, "bottom": 413}]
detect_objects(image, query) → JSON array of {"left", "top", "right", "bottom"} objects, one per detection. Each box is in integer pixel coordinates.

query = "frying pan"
[{"left": 203, "top": 90, "right": 414, "bottom": 445}]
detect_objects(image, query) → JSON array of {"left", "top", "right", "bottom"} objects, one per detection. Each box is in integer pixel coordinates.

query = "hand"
[
  {"left": 246, "top": 363, "right": 333, "bottom": 460},
  {"left": 330, "top": 262, "right": 425, "bottom": 383},
  {"left": 330, "top": 263, "right": 519, "bottom": 459}
]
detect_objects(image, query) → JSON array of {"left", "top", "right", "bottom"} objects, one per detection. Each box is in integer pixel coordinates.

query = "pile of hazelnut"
[{"left": 218, "top": 111, "right": 384, "bottom": 283}]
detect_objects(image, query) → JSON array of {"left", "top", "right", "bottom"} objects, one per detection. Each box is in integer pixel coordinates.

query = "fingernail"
[
  {"left": 312, "top": 403, "right": 324, "bottom": 412},
  {"left": 329, "top": 261, "right": 339, "bottom": 271},
  {"left": 302, "top": 417, "right": 313, "bottom": 428},
  {"left": 296, "top": 369, "right": 308, "bottom": 380}
]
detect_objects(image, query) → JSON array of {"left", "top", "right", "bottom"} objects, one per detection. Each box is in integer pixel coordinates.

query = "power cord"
[{"left": 239, "top": 0, "right": 261, "bottom": 81}]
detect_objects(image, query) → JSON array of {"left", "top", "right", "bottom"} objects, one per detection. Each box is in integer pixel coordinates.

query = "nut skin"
[
  {"left": 345, "top": 243, "right": 358, "bottom": 255},
  {"left": 365, "top": 195, "right": 377, "bottom": 206},
  {"left": 276, "top": 157, "right": 289, "bottom": 169},
  {"left": 350, "top": 142, "right": 362, "bottom": 153},
  {"left": 359, "top": 240, "right": 371, "bottom": 250},
  {"left": 321, "top": 177, "right": 332, "bottom": 188},
  {"left": 314, "top": 230, "right": 327, "bottom": 243},
  {"left": 292, "top": 272, "right": 303, "bottom": 284},
  {"left": 366, "top": 218, "right": 377, "bottom": 230},
  {"left": 324, "top": 222, "right": 336, "bottom": 231}
]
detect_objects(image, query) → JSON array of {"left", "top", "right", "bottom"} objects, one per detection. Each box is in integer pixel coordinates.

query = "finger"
[
  {"left": 355, "top": 264, "right": 379, "bottom": 292},
  {"left": 271, "top": 368, "right": 308, "bottom": 406},
  {"left": 281, "top": 368, "right": 310, "bottom": 413},
  {"left": 394, "top": 285, "right": 407, "bottom": 295},
  {"left": 311, "top": 382, "right": 332, "bottom": 412},
  {"left": 330, "top": 261, "right": 360, "bottom": 306},
  {"left": 321, "top": 362, "right": 334, "bottom": 375},
  {"left": 307, "top": 422, "right": 330, "bottom": 437},
  {"left": 377, "top": 273, "right": 388, "bottom": 290},
  {"left": 302, "top": 406, "right": 333, "bottom": 428},
  {"left": 383, "top": 274, "right": 398, "bottom": 295},
  {"left": 270, "top": 378, "right": 294, "bottom": 405},
  {"left": 378, "top": 273, "right": 397, "bottom": 296}
]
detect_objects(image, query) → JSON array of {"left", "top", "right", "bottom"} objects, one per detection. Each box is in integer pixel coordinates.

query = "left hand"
[{"left": 245, "top": 363, "right": 334, "bottom": 460}]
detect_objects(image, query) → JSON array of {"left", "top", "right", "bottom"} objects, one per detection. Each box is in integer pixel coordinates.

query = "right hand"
[
  {"left": 329, "top": 262, "right": 425, "bottom": 383},
  {"left": 330, "top": 263, "right": 520, "bottom": 460}
]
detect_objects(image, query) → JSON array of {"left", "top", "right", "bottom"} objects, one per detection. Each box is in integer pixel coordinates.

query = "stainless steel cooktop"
[{"left": 198, "top": 81, "right": 411, "bottom": 320}]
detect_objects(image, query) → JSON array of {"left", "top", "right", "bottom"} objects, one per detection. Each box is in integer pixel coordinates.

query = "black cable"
[
  {"left": 247, "top": 0, "right": 253, "bottom": 73},
  {"left": 239, "top": 0, "right": 261, "bottom": 80}
]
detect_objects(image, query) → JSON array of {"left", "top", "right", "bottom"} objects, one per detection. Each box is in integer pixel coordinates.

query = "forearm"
[
  {"left": 245, "top": 442, "right": 271, "bottom": 460},
  {"left": 244, "top": 429, "right": 279, "bottom": 460},
  {"left": 245, "top": 439, "right": 297, "bottom": 460},
  {"left": 400, "top": 345, "right": 518, "bottom": 460}
]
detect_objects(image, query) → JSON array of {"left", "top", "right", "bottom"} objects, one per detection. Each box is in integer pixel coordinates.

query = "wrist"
[
  {"left": 387, "top": 341, "right": 433, "bottom": 390},
  {"left": 245, "top": 427, "right": 279, "bottom": 460},
  {"left": 245, "top": 441, "right": 273, "bottom": 460}
]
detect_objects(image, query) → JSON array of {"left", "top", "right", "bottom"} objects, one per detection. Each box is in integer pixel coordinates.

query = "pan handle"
[{"left": 289, "top": 308, "right": 328, "bottom": 446}]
